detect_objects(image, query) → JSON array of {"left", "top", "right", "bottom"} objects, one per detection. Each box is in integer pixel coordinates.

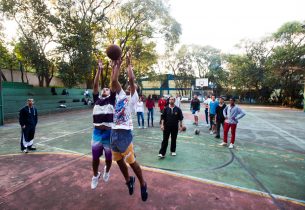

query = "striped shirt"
[{"left": 92, "top": 91, "right": 116, "bottom": 127}]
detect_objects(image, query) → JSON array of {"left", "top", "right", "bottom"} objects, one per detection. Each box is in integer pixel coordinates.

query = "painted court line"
[
  {"left": 248, "top": 113, "right": 305, "bottom": 151},
  {"left": 1, "top": 151, "right": 304, "bottom": 207},
  {"left": 38, "top": 127, "right": 91, "bottom": 144}
]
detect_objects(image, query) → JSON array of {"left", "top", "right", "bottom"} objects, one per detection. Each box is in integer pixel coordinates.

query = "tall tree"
[
  {"left": 0, "top": 0, "right": 58, "bottom": 86},
  {"left": 268, "top": 21, "right": 305, "bottom": 106},
  {"left": 98, "top": 0, "right": 181, "bottom": 87},
  {"left": 54, "top": 0, "right": 115, "bottom": 88}
]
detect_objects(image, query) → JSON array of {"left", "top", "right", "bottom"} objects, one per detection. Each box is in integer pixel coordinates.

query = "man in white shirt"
[
  {"left": 175, "top": 94, "right": 181, "bottom": 108},
  {"left": 110, "top": 52, "right": 148, "bottom": 202}
]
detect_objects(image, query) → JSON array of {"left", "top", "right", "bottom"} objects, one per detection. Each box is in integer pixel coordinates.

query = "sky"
[
  {"left": 167, "top": 0, "right": 305, "bottom": 53},
  {"left": 2, "top": 0, "right": 305, "bottom": 54}
]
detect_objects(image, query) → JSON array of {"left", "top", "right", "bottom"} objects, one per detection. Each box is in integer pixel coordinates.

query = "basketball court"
[{"left": 0, "top": 104, "right": 304, "bottom": 209}]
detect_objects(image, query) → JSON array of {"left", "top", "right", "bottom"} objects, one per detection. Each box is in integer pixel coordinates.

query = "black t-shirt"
[
  {"left": 216, "top": 104, "right": 227, "bottom": 122},
  {"left": 161, "top": 106, "right": 183, "bottom": 128},
  {"left": 191, "top": 98, "right": 200, "bottom": 111}
]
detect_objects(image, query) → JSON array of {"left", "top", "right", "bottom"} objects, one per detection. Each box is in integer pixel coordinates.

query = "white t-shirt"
[
  {"left": 135, "top": 101, "right": 144, "bottom": 113},
  {"left": 204, "top": 98, "right": 211, "bottom": 108},
  {"left": 175, "top": 97, "right": 181, "bottom": 107},
  {"left": 113, "top": 89, "right": 139, "bottom": 130}
]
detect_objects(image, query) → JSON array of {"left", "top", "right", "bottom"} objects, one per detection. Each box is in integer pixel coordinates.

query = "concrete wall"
[{"left": 1, "top": 69, "right": 86, "bottom": 88}]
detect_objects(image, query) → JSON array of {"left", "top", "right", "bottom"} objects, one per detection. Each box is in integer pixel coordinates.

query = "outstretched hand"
[
  {"left": 126, "top": 51, "right": 132, "bottom": 66},
  {"left": 98, "top": 59, "right": 103, "bottom": 70}
]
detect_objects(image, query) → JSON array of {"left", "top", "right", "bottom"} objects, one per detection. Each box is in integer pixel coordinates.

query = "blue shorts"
[
  {"left": 111, "top": 129, "right": 133, "bottom": 153},
  {"left": 91, "top": 128, "right": 112, "bottom": 160}
]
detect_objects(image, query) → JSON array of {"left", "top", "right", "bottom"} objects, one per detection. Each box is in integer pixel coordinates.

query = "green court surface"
[{"left": 0, "top": 104, "right": 304, "bottom": 206}]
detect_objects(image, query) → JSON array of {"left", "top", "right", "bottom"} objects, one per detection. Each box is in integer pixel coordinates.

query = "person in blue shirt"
[{"left": 208, "top": 95, "right": 219, "bottom": 134}]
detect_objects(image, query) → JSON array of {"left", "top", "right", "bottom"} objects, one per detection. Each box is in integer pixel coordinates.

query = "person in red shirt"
[
  {"left": 158, "top": 96, "right": 167, "bottom": 112},
  {"left": 145, "top": 95, "right": 155, "bottom": 127}
]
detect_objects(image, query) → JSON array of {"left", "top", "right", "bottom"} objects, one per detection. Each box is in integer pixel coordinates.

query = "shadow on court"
[{"left": 0, "top": 153, "right": 304, "bottom": 210}]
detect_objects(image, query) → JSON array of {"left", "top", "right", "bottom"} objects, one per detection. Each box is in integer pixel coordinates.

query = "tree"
[
  {"left": 0, "top": 0, "right": 58, "bottom": 86},
  {"left": 98, "top": 0, "right": 181, "bottom": 87},
  {"left": 268, "top": 21, "right": 305, "bottom": 106},
  {"left": 54, "top": 0, "right": 115, "bottom": 88}
]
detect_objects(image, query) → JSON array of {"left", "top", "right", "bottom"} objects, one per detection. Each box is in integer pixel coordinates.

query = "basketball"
[
  {"left": 194, "top": 128, "right": 200, "bottom": 135},
  {"left": 181, "top": 126, "right": 186, "bottom": 132},
  {"left": 106, "top": 44, "right": 122, "bottom": 60}
]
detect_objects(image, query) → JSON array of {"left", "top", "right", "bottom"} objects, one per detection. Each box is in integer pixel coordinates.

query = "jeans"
[
  {"left": 216, "top": 120, "right": 224, "bottom": 137},
  {"left": 147, "top": 108, "right": 154, "bottom": 126},
  {"left": 137, "top": 112, "right": 144, "bottom": 127},
  {"left": 204, "top": 108, "right": 209, "bottom": 124}
]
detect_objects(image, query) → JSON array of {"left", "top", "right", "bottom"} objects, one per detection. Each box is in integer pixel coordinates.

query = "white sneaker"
[
  {"left": 103, "top": 166, "right": 110, "bottom": 182},
  {"left": 171, "top": 152, "right": 176, "bottom": 156},
  {"left": 138, "top": 126, "right": 141, "bottom": 129},
  {"left": 228, "top": 143, "right": 234, "bottom": 149},
  {"left": 158, "top": 154, "right": 165, "bottom": 158},
  {"left": 91, "top": 172, "right": 101, "bottom": 189},
  {"left": 143, "top": 126, "right": 147, "bottom": 129},
  {"left": 219, "top": 142, "right": 227, "bottom": 146},
  {"left": 210, "top": 131, "right": 214, "bottom": 135},
  {"left": 206, "top": 124, "right": 210, "bottom": 127}
]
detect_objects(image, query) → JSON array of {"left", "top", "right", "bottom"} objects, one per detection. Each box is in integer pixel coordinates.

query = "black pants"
[
  {"left": 20, "top": 126, "right": 35, "bottom": 150},
  {"left": 159, "top": 127, "right": 178, "bottom": 155},
  {"left": 205, "top": 108, "right": 209, "bottom": 124},
  {"left": 216, "top": 120, "right": 224, "bottom": 137}
]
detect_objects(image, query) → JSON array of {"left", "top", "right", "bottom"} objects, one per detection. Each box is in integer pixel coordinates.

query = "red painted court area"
[{"left": 0, "top": 153, "right": 304, "bottom": 210}]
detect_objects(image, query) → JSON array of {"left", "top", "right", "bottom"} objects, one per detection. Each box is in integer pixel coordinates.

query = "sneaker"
[
  {"left": 171, "top": 152, "right": 176, "bottom": 156},
  {"left": 22, "top": 148, "right": 28, "bottom": 153},
  {"left": 228, "top": 143, "right": 234, "bottom": 149},
  {"left": 158, "top": 154, "right": 165, "bottom": 158},
  {"left": 138, "top": 126, "right": 141, "bottom": 129},
  {"left": 210, "top": 131, "right": 214, "bottom": 135},
  {"left": 219, "top": 142, "right": 227, "bottom": 146},
  {"left": 215, "top": 135, "right": 220, "bottom": 139},
  {"left": 143, "top": 126, "right": 147, "bottom": 129},
  {"left": 206, "top": 124, "right": 210, "bottom": 127},
  {"left": 126, "top": 176, "right": 136, "bottom": 195},
  {"left": 141, "top": 183, "right": 148, "bottom": 201},
  {"left": 103, "top": 166, "right": 110, "bottom": 182},
  {"left": 28, "top": 146, "right": 36, "bottom": 151},
  {"left": 91, "top": 172, "right": 101, "bottom": 189},
  {"left": 193, "top": 122, "right": 196, "bottom": 125}
]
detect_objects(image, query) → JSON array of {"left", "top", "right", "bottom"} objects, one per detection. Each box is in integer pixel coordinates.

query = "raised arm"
[
  {"left": 111, "top": 59, "right": 122, "bottom": 93},
  {"left": 126, "top": 52, "right": 137, "bottom": 95},
  {"left": 93, "top": 59, "right": 103, "bottom": 95}
]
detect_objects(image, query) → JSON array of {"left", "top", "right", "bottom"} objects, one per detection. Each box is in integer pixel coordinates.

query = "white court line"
[
  {"left": 37, "top": 143, "right": 87, "bottom": 155},
  {"left": 38, "top": 127, "right": 91, "bottom": 144},
  {"left": 247, "top": 112, "right": 305, "bottom": 151}
]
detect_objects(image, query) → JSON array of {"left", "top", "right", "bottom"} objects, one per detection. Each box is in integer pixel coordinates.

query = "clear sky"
[
  {"left": 2, "top": 0, "right": 304, "bottom": 54},
  {"left": 167, "top": 0, "right": 305, "bottom": 53}
]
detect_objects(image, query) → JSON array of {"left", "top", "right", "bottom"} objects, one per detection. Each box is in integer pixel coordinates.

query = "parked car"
[{"left": 180, "top": 96, "right": 189, "bottom": 102}]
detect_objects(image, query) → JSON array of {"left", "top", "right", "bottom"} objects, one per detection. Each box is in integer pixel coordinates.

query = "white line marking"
[
  {"left": 37, "top": 143, "right": 86, "bottom": 155},
  {"left": 247, "top": 113, "right": 305, "bottom": 151},
  {"left": 38, "top": 127, "right": 91, "bottom": 144}
]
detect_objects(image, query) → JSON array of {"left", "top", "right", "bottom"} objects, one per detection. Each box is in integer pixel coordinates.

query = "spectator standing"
[
  {"left": 220, "top": 98, "right": 246, "bottom": 149},
  {"left": 145, "top": 95, "right": 155, "bottom": 127}
]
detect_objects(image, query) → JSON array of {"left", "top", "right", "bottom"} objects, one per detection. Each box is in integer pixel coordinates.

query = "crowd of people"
[{"left": 18, "top": 51, "right": 245, "bottom": 202}]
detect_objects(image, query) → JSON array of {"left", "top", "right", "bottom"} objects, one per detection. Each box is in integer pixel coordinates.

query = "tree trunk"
[
  {"left": 38, "top": 75, "right": 44, "bottom": 87},
  {"left": 24, "top": 66, "right": 29, "bottom": 84},
  {"left": 19, "top": 62, "right": 25, "bottom": 83},
  {"left": 10, "top": 65, "right": 14, "bottom": 82},
  {"left": 0, "top": 69, "right": 7, "bottom": 81}
]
